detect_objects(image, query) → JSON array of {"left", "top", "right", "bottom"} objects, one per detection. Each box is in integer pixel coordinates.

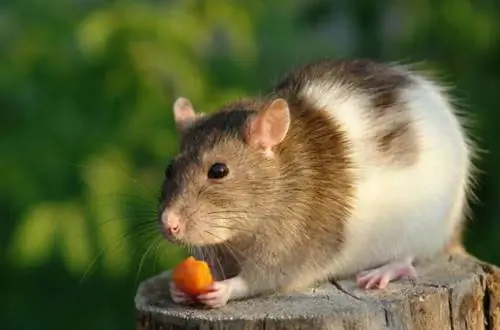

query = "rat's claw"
[
  {"left": 197, "top": 281, "right": 231, "bottom": 308},
  {"left": 169, "top": 281, "right": 194, "bottom": 304},
  {"left": 356, "top": 258, "right": 417, "bottom": 290}
]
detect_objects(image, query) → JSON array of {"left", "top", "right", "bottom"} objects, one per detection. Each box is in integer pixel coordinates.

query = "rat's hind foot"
[{"left": 356, "top": 258, "right": 417, "bottom": 289}]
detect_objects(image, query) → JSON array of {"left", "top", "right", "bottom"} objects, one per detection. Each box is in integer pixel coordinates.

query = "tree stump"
[{"left": 135, "top": 254, "right": 500, "bottom": 329}]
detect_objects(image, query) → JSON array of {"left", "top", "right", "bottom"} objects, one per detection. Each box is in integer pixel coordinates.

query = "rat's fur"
[{"left": 159, "top": 59, "right": 477, "bottom": 299}]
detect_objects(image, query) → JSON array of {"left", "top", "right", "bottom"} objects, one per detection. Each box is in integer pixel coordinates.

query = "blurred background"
[{"left": 1, "top": 0, "right": 499, "bottom": 329}]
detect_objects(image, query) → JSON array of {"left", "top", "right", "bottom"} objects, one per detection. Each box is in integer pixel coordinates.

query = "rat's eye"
[
  {"left": 208, "top": 163, "right": 229, "bottom": 179},
  {"left": 165, "top": 163, "right": 173, "bottom": 179}
]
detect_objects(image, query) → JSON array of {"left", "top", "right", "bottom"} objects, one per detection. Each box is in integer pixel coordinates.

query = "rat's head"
[{"left": 158, "top": 96, "right": 291, "bottom": 246}]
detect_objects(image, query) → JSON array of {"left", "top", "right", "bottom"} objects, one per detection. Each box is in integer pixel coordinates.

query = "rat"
[{"left": 158, "top": 58, "right": 477, "bottom": 308}]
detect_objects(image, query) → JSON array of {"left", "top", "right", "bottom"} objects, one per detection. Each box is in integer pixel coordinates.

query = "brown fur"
[{"left": 376, "top": 120, "right": 418, "bottom": 165}]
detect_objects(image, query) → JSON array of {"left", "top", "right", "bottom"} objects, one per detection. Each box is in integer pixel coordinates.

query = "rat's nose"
[{"left": 161, "top": 209, "right": 181, "bottom": 236}]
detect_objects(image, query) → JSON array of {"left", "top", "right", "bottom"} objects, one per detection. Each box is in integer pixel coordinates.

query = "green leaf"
[{"left": 8, "top": 203, "right": 58, "bottom": 268}]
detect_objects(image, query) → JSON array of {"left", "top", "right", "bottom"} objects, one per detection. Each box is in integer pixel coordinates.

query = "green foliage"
[{"left": 1, "top": 0, "right": 499, "bottom": 329}]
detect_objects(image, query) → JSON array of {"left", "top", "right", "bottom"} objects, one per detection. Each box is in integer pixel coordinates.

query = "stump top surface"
[{"left": 135, "top": 255, "right": 500, "bottom": 329}]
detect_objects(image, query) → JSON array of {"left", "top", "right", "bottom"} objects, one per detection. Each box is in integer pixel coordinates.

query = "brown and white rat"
[{"left": 158, "top": 58, "right": 477, "bottom": 308}]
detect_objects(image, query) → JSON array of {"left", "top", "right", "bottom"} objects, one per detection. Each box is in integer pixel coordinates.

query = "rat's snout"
[{"left": 160, "top": 208, "right": 183, "bottom": 240}]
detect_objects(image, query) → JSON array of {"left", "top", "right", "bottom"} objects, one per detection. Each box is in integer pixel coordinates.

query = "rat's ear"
[
  {"left": 245, "top": 98, "right": 290, "bottom": 153},
  {"left": 173, "top": 97, "right": 197, "bottom": 133}
]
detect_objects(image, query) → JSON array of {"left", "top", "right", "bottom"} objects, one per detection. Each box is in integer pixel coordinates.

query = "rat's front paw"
[
  {"left": 197, "top": 281, "right": 231, "bottom": 308},
  {"left": 169, "top": 281, "right": 194, "bottom": 305}
]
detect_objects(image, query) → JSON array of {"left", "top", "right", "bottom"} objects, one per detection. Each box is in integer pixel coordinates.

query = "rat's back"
[{"left": 274, "top": 59, "right": 476, "bottom": 277}]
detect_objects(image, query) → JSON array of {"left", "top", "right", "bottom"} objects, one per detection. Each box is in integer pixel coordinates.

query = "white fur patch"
[{"left": 300, "top": 71, "right": 471, "bottom": 276}]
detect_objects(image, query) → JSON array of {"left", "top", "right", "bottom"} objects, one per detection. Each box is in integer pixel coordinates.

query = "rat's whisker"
[
  {"left": 197, "top": 184, "right": 209, "bottom": 198},
  {"left": 185, "top": 206, "right": 201, "bottom": 222},
  {"left": 221, "top": 240, "right": 266, "bottom": 276},
  {"left": 203, "top": 231, "right": 265, "bottom": 276},
  {"left": 188, "top": 229, "right": 225, "bottom": 278},
  {"left": 135, "top": 236, "right": 164, "bottom": 282},
  {"left": 79, "top": 227, "right": 160, "bottom": 285},
  {"left": 127, "top": 222, "right": 161, "bottom": 234},
  {"left": 122, "top": 206, "right": 159, "bottom": 214},
  {"left": 152, "top": 239, "right": 166, "bottom": 275},
  {"left": 210, "top": 218, "right": 254, "bottom": 229},
  {"left": 206, "top": 210, "right": 250, "bottom": 216},
  {"left": 205, "top": 215, "right": 252, "bottom": 225},
  {"left": 214, "top": 246, "right": 227, "bottom": 281},
  {"left": 74, "top": 153, "right": 158, "bottom": 199},
  {"left": 121, "top": 213, "right": 158, "bottom": 223},
  {"left": 93, "top": 193, "right": 157, "bottom": 208},
  {"left": 202, "top": 243, "right": 226, "bottom": 282},
  {"left": 209, "top": 224, "right": 256, "bottom": 235},
  {"left": 91, "top": 215, "right": 134, "bottom": 229},
  {"left": 90, "top": 211, "right": 157, "bottom": 231}
]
